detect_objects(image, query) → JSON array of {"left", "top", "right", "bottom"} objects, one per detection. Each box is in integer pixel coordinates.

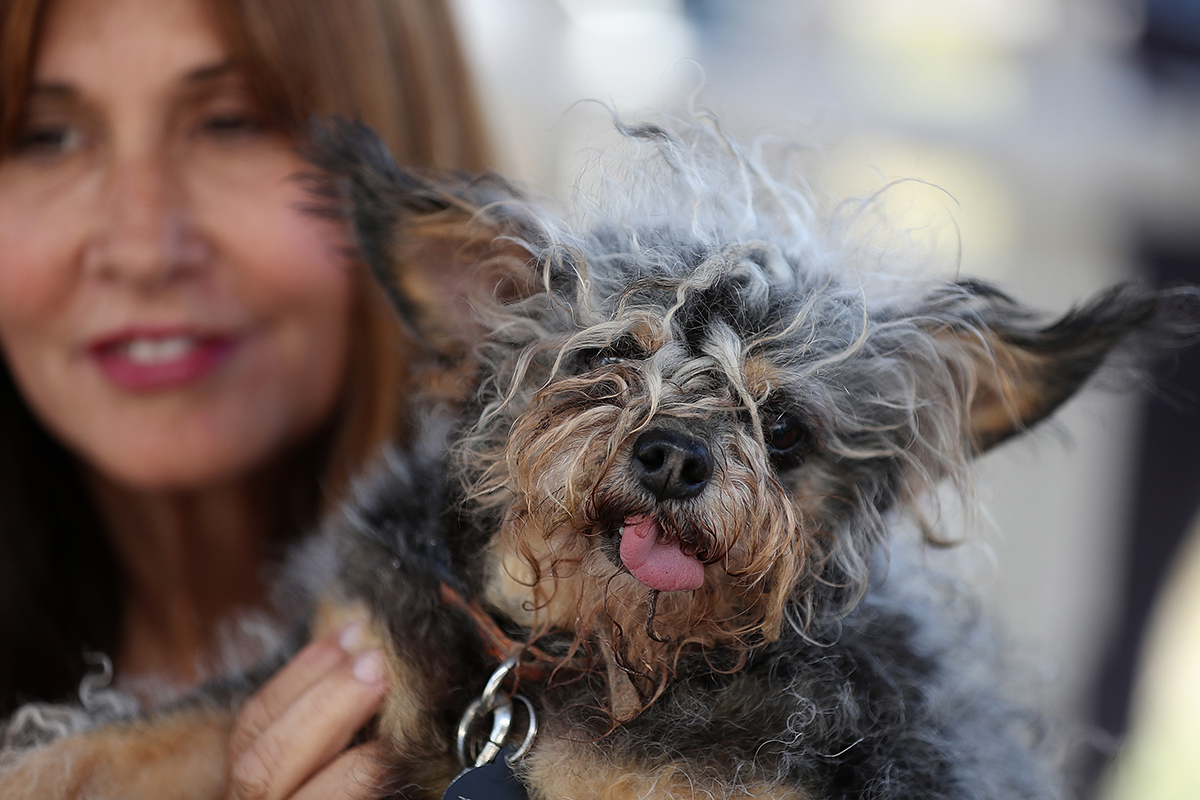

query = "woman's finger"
[
  {"left": 293, "top": 742, "right": 391, "bottom": 800},
  {"left": 229, "top": 624, "right": 364, "bottom": 758},
  {"left": 226, "top": 647, "right": 387, "bottom": 800}
]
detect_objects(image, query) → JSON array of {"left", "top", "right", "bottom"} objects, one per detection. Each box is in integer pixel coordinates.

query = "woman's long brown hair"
[{"left": 0, "top": 0, "right": 491, "bottom": 713}]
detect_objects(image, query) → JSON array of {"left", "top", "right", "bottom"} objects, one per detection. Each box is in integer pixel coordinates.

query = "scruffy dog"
[{"left": 2, "top": 116, "right": 1192, "bottom": 799}]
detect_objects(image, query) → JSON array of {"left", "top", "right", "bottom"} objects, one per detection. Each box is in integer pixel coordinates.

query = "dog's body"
[
  {"left": 2, "top": 116, "right": 1193, "bottom": 799},
  {"left": 319, "top": 448, "right": 1053, "bottom": 800}
]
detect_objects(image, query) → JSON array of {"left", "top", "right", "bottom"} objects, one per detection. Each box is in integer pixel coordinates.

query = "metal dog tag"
[{"left": 442, "top": 747, "right": 529, "bottom": 800}]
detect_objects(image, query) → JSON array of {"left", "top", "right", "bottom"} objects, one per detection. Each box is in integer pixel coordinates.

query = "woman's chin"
[{"left": 82, "top": 437, "right": 280, "bottom": 495}]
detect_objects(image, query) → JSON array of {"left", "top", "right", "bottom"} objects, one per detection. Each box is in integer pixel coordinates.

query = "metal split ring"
[{"left": 505, "top": 693, "right": 538, "bottom": 763}]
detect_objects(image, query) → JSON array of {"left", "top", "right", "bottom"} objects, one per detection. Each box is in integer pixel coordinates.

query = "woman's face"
[{"left": 0, "top": 0, "right": 354, "bottom": 490}]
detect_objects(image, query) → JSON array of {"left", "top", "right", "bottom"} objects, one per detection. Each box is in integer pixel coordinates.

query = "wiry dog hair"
[
  {"left": 2, "top": 114, "right": 1195, "bottom": 800},
  {"left": 310, "top": 113, "right": 1190, "bottom": 696}
]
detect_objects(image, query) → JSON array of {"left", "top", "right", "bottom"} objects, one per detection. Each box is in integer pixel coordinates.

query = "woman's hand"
[{"left": 225, "top": 624, "right": 389, "bottom": 800}]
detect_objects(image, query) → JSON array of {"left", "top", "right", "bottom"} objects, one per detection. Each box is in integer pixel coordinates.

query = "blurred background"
[{"left": 449, "top": 0, "right": 1200, "bottom": 794}]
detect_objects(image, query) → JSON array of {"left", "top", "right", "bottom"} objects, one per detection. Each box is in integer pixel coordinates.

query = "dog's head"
[{"left": 310, "top": 118, "right": 1190, "bottom": 710}]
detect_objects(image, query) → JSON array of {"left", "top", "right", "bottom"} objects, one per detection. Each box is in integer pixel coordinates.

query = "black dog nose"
[{"left": 631, "top": 428, "right": 712, "bottom": 500}]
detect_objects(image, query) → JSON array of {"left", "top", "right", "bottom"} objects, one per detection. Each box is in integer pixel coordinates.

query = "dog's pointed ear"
[
  {"left": 305, "top": 118, "right": 538, "bottom": 361},
  {"left": 924, "top": 281, "right": 1195, "bottom": 453}
]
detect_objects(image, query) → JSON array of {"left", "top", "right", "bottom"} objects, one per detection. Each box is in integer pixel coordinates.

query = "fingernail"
[
  {"left": 353, "top": 650, "right": 386, "bottom": 685},
  {"left": 339, "top": 621, "right": 364, "bottom": 653}
]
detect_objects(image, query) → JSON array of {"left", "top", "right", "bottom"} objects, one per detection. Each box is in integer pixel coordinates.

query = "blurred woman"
[{"left": 0, "top": 0, "right": 489, "bottom": 795}]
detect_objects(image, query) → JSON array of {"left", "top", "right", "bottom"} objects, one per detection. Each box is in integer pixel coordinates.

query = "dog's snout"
[{"left": 632, "top": 429, "right": 712, "bottom": 500}]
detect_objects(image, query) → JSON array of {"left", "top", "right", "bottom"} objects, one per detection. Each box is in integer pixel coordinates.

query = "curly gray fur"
[{"left": 300, "top": 113, "right": 1197, "bottom": 799}]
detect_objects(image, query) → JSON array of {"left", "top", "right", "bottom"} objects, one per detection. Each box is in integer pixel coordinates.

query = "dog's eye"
[
  {"left": 763, "top": 414, "right": 812, "bottom": 467},
  {"left": 584, "top": 339, "right": 644, "bottom": 370},
  {"left": 591, "top": 352, "right": 626, "bottom": 368}
]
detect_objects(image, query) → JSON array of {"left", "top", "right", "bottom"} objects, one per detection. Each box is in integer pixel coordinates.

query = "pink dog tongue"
[{"left": 619, "top": 517, "right": 705, "bottom": 592}]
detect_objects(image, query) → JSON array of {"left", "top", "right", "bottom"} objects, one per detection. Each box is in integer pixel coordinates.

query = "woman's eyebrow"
[
  {"left": 184, "top": 61, "right": 238, "bottom": 84},
  {"left": 27, "top": 61, "right": 238, "bottom": 98}
]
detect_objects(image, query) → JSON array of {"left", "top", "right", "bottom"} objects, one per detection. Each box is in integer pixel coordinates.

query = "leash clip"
[{"left": 455, "top": 653, "right": 539, "bottom": 769}]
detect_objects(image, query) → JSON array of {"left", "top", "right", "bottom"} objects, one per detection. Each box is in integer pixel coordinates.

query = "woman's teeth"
[{"left": 123, "top": 336, "right": 196, "bottom": 364}]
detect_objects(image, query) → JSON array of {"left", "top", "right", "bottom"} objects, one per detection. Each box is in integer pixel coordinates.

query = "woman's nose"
[{"left": 83, "top": 152, "right": 208, "bottom": 287}]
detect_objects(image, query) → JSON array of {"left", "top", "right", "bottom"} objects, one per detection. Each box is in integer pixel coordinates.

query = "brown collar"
[{"left": 438, "top": 582, "right": 588, "bottom": 685}]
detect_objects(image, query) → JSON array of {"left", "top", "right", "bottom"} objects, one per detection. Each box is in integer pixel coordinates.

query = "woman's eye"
[
  {"left": 15, "top": 123, "right": 83, "bottom": 156},
  {"left": 763, "top": 414, "right": 812, "bottom": 467},
  {"left": 201, "top": 111, "right": 266, "bottom": 138}
]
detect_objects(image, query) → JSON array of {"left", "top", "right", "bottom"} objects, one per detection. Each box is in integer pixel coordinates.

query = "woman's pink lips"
[{"left": 87, "top": 329, "right": 237, "bottom": 392}]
